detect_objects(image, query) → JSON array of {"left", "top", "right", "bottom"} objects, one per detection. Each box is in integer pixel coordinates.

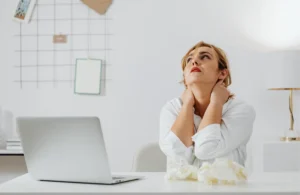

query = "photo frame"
[
  {"left": 13, "top": 0, "right": 37, "bottom": 23},
  {"left": 74, "top": 59, "right": 102, "bottom": 95}
]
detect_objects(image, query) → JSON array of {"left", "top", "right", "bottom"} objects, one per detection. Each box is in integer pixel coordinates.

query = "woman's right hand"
[{"left": 181, "top": 88, "right": 195, "bottom": 107}]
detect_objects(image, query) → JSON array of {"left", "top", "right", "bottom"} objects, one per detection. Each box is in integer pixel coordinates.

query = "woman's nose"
[{"left": 192, "top": 59, "right": 198, "bottom": 66}]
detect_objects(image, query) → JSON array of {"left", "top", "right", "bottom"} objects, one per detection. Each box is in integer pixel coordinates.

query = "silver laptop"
[{"left": 17, "top": 116, "right": 143, "bottom": 184}]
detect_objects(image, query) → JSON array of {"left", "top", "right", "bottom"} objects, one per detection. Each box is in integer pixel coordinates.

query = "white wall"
[{"left": 1, "top": 0, "right": 300, "bottom": 172}]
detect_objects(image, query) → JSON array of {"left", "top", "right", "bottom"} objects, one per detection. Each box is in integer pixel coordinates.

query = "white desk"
[
  {"left": 0, "top": 172, "right": 300, "bottom": 194},
  {"left": 0, "top": 149, "right": 23, "bottom": 155}
]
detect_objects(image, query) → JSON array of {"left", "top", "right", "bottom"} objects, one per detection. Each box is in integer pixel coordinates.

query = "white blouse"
[{"left": 159, "top": 97, "right": 255, "bottom": 168}]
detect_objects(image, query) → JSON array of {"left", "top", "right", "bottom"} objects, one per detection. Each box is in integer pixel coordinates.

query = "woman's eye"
[
  {"left": 200, "top": 55, "right": 210, "bottom": 60},
  {"left": 187, "top": 58, "right": 192, "bottom": 63}
]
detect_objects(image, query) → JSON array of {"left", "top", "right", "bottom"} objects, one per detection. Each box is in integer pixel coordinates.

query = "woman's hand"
[
  {"left": 211, "top": 80, "right": 230, "bottom": 105},
  {"left": 181, "top": 88, "right": 195, "bottom": 107}
]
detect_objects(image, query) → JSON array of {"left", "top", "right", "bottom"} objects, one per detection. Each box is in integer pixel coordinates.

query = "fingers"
[
  {"left": 215, "top": 80, "right": 225, "bottom": 88},
  {"left": 216, "top": 79, "right": 224, "bottom": 86}
]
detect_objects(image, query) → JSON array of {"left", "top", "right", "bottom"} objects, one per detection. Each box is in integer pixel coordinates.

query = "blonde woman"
[{"left": 159, "top": 41, "right": 255, "bottom": 168}]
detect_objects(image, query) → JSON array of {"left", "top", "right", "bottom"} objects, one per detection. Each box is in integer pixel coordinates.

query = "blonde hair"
[{"left": 181, "top": 41, "right": 232, "bottom": 88}]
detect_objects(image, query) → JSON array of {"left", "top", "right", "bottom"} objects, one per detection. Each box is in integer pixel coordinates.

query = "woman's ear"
[{"left": 218, "top": 69, "right": 228, "bottom": 80}]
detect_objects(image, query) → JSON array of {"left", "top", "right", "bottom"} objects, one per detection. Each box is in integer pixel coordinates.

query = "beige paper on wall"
[
  {"left": 81, "top": 0, "right": 112, "bottom": 15},
  {"left": 53, "top": 35, "right": 67, "bottom": 43}
]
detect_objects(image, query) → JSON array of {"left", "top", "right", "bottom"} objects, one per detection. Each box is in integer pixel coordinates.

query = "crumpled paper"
[{"left": 165, "top": 158, "right": 247, "bottom": 185}]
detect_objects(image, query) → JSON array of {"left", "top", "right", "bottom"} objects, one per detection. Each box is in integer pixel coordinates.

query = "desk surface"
[{"left": 0, "top": 172, "right": 300, "bottom": 193}]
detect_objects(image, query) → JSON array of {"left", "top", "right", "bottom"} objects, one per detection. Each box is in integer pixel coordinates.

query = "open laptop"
[{"left": 16, "top": 116, "right": 144, "bottom": 184}]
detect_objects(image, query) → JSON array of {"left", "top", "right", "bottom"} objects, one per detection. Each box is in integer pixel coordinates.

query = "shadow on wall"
[{"left": 0, "top": 110, "right": 15, "bottom": 149}]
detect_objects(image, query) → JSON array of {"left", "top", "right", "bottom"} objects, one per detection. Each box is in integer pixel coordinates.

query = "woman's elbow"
[
  {"left": 194, "top": 143, "right": 220, "bottom": 160},
  {"left": 159, "top": 140, "right": 170, "bottom": 156},
  {"left": 158, "top": 139, "right": 180, "bottom": 158}
]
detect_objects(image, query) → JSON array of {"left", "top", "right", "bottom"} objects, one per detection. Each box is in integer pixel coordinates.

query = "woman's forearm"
[
  {"left": 197, "top": 102, "right": 222, "bottom": 131},
  {"left": 171, "top": 104, "right": 194, "bottom": 147}
]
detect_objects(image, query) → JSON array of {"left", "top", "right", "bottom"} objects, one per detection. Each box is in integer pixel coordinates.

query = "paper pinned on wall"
[
  {"left": 53, "top": 34, "right": 67, "bottom": 44},
  {"left": 81, "top": 0, "right": 112, "bottom": 15},
  {"left": 13, "top": 0, "right": 37, "bottom": 23},
  {"left": 74, "top": 59, "right": 102, "bottom": 95}
]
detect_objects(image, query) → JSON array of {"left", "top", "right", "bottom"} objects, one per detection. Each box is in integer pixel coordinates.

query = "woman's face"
[{"left": 184, "top": 46, "right": 220, "bottom": 87}]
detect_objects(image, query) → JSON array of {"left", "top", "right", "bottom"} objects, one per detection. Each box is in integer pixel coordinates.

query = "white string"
[{"left": 87, "top": 7, "right": 91, "bottom": 59}]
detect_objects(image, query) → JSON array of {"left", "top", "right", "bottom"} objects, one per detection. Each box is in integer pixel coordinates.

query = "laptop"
[{"left": 16, "top": 116, "right": 144, "bottom": 184}]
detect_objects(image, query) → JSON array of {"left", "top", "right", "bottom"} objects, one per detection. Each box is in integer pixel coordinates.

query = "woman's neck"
[{"left": 190, "top": 83, "right": 214, "bottom": 118}]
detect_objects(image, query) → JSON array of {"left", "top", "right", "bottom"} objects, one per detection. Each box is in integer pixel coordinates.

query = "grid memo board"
[{"left": 14, "top": 0, "right": 112, "bottom": 89}]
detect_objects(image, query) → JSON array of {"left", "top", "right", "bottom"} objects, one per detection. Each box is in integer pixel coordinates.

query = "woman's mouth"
[{"left": 190, "top": 67, "right": 201, "bottom": 73}]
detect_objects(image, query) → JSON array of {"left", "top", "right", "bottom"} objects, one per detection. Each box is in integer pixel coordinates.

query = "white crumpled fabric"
[{"left": 165, "top": 158, "right": 247, "bottom": 185}]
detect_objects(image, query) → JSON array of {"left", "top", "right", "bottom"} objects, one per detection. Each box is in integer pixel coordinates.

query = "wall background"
[{"left": 1, "top": 0, "right": 300, "bottom": 172}]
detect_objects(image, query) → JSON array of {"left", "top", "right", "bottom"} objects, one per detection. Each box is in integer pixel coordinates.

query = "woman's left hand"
[{"left": 210, "top": 80, "right": 230, "bottom": 105}]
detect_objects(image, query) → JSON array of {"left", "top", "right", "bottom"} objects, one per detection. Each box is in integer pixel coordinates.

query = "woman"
[{"left": 159, "top": 41, "right": 255, "bottom": 169}]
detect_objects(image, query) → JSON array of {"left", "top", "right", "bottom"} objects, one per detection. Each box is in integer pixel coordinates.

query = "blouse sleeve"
[
  {"left": 159, "top": 102, "right": 195, "bottom": 164},
  {"left": 192, "top": 102, "right": 255, "bottom": 160}
]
